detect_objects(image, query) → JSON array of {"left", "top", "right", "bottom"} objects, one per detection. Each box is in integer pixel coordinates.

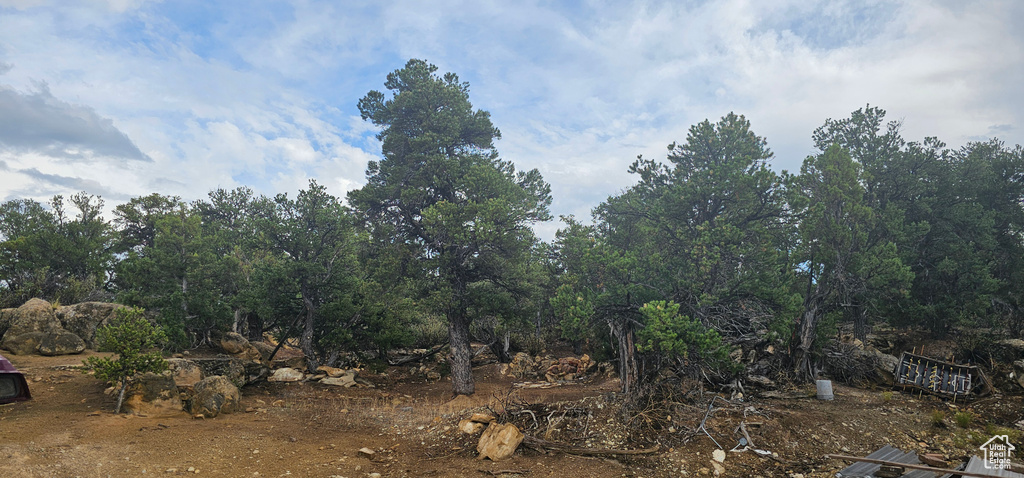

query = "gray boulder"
[
  {"left": 38, "top": 331, "right": 86, "bottom": 356},
  {"left": 188, "top": 375, "right": 240, "bottom": 418},
  {"left": 56, "top": 302, "right": 127, "bottom": 349}
]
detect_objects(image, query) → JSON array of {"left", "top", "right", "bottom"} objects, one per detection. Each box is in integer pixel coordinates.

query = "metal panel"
[
  {"left": 962, "top": 456, "right": 1024, "bottom": 478},
  {"left": 894, "top": 352, "right": 988, "bottom": 398}
]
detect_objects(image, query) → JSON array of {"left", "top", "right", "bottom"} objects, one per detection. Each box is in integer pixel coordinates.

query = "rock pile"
[{"left": 500, "top": 352, "right": 598, "bottom": 382}]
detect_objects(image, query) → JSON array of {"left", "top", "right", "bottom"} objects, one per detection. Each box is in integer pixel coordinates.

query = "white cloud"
[{"left": 0, "top": 0, "right": 1020, "bottom": 241}]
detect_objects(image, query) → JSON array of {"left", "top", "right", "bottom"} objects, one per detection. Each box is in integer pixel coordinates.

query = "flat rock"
[
  {"left": 38, "top": 331, "right": 86, "bottom": 356},
  {"left": 269, "top": 367, "right": 305, "bottom": 382}
]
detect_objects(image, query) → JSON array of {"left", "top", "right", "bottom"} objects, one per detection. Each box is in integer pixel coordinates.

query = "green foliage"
[
  {"left": 637, "top": 301, "right": 731, "bottom": 369},
  {"left": 0, "top": 193, "right": 114, "bottom": 308},
  {"left": 954, "top": 411, "right": 973, "bottom": 428},
  {"left": 550, "top": 282, "right": 594, "bottom": 349},
  {"left": 82, "top": 307, "right": 168, "bottom": 413},
  {"left": 880, "top": 391, "right": 893, "bottom": 402},
  {"left": 930, "top": 410, "right": 946, "bottom": 427}
]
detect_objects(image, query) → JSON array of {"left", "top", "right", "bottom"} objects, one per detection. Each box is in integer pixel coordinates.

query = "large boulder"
[
  {"left": 166, "top": 358, "right": 205, "bottom": 388},
  {"left": 37, "top": 331, "right": 86, "bottom": 356},
  {"left": 3, "top": 298, "right": 62, "bottom": 339},
  {"left": 0, "top": 308, "right": 14, "bottom": 337},
  {"left": 55, "top": 302, "right": 127, "bottom": 349},
  {"left": 187, "top": 375, "right": 240, "bottom": 418},
  {"left": 2, "top": 331, "right": 46, "bottom": 355},
  {"left": 122, "top": 372, "right": 184, "bottom": 417}
]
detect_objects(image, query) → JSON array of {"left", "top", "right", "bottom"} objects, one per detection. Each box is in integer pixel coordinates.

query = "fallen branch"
[
  {"left": 388, "top": 342, "right": 449, "bottom": 366},
  {"left": 521, "top": 435, "right": 660, "bottom": 457}
]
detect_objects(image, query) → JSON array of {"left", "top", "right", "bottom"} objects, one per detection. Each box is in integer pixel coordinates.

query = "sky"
[{"left": 1, "top": 0, "right": 1022, "bottom": 240}]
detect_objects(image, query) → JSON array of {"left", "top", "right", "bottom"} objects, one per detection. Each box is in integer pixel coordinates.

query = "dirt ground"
[{"left": 2, "top": 352, "right": 1023, "bottom": 478}]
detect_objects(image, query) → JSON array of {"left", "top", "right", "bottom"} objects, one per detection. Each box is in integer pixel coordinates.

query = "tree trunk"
[
  {"left": 488, "top": 330, "right": 513, "bottom": 363},
  {"left": 300, "top": 282, "right": 319, "bottom": 372},
  {"left": 115, "top": 380, "right": 128, "bottom": 414},
  {"left": 608, "top": 318, "right": 637, "bottom": 395},
  {"left": 794, "top": 284, "right": 825, "bottom": 381},
  {"left": 853, "top": 302, "right": 867, "bottom": 341},
  {"left": 449, "top": 312, "right": 475, "bottom": 396},
  {"left": 246, "top": 311, "right": 263, "bottom": 342}
]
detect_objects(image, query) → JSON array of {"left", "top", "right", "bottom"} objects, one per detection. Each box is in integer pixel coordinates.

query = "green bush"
[
  {"left": 83, "top": 307, "right": 168, "bottom": 413},
  {"left": 954, "top": 411, "right": 973, "bottom": 428},
  {"left": 930, "top": 410, "right": 946, "bottom": 427},
  {"left": 637, "top": 300, "right": 734, "bottom": 372}
]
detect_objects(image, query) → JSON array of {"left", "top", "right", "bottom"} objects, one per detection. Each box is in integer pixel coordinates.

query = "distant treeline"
[{"left": 2, "top": 61, "right": 1022, "bottom": 394}]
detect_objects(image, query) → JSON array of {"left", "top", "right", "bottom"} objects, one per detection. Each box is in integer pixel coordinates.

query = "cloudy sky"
[{"left": 1, "top": 0, "right": 1022, "bottom": 239}]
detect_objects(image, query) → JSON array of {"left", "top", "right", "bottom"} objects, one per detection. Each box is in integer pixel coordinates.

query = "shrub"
[
  {"left": 930, "top": 410, "right": 946, "bottom": 427},
  {"left": 83, "top": 307, "right": 168, "bottom": 413},
  {"left": 881, "top": 391, "right": 893, "bottom": 402},
  {"left": 954, "top": 411, "right": 973, "bottom": 428}
]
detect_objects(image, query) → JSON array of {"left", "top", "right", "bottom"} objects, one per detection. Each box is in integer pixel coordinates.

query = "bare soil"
[{"left": 2, "top": 352, "right": 1022, "bottom": 478}]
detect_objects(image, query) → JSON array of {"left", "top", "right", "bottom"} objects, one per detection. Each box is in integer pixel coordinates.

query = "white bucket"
[{"left": 816, "top": 380, "right": 834, "bottom": 400}]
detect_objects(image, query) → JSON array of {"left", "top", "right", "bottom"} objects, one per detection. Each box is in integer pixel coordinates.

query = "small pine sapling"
[{"left": 83, "top": 307, "right": 168, "bottom": 413}]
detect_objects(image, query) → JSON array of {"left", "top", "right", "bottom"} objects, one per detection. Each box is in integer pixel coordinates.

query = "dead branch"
[
  {"left": 521, "top": 435, "right": 660, "bottom": 457},
  {"left": 477, "top": 470, "right": 530, "bottom": 476},
  {"left": 388, "top": 342, "right": 449, "bottom": 366}
]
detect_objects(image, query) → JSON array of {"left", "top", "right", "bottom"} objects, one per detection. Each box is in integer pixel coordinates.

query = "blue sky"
[{"left": 1, "top": 0, "right": 1022, "bottom": 239}]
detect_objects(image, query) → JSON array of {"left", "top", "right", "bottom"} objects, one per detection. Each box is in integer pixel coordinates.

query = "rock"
[
  {"left": 860, "top": 347, "right": 900, "bottom": 385},
  {"left": 712, "top": 461, "right": 725, "bottom": 476},
  {"left": 166, "top": 358, "right": 204, "bottom": 388},
  {"left": 251, "top": 341, "right": 276, "bottom": 362},
  {"left": 504, "top": 352, "right": 535, "bottom": 378},
  {"left": 5, "top": 298, "right": 62, "bottom": 337},
  {"left": 38, "top": 331, "right": 86, "bottom": 355},
  {"left": 469, "top": 412, "right": 495, "bottom": 423},
  {"left": 1014, "top": 360, "right": 1024, "bottom": 390},
  {"left": 316, "top": 365, "right": 348, "bottom": 378},
  {"left": 358, "top": 447, "right": 375, "bottom": 458},
  {"left": 713, "top": 448, "right": 726, "bottom": 463},
  {"left": 425, "top": 371, "right": 441, "bottom": 381},
  {"left": 476, "top": 422, "right": 523, "bottom": 461},
  {"left": 187, "top": 375, "right": 240, "bottom": 418},
  {"left": 459, "top": 419, "right": 486, "bottom": 435},
  {"left": 217, "top": 331, "right": 249, "bottom": 354},
  {"left": 320, "top": 373, "right": 357, "bottom": 388},
  {"left": 214, "top": 331, "right": 262, "bottom": 362},
  {"left": 1, "top": 331, "right": 46, "bottom": 355},
  {"left": 268, "top": 367, "right": 305, "bottom": 382},
  {"left": 55, "top": 302, "right": 127, "bottom": 349},
  {"left": 123, "top": 372, "right": 184, "bottom": 417}
]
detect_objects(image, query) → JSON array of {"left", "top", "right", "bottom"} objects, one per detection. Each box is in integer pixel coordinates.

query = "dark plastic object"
[{"left": 0, "top": 353, "right": 31, "bottom": 404}]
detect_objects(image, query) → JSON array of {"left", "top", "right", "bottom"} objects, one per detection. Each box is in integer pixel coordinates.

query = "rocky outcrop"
[
  {"left": 187, "top": 375, "right": 240, "bottom": 418},
  {"left": 55, "top": 302, "right": 127, "bottom": 349},
  {"left": 38, "top": 331, "right": 86, "bottom": 356},
  {"left": 122, "top": 372, "right": 184, "bottom": 418},
  {"left": 1, "top": 299, "right": 126, "bottom": 355}
]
